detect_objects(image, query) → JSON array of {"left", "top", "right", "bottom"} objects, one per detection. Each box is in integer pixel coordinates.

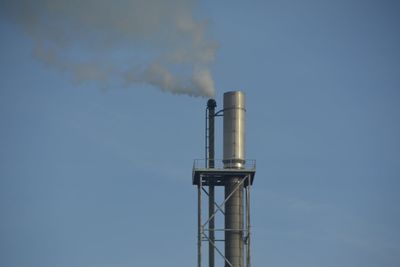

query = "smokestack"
[
  {"left": 207, "top": 98, "right": 216, "bottom": 267},
  {"left": 207, "top": 99, "right": 217, "bottom": 168},
  {"left": 223, "top": 91, "right": 246, "bottom": 168},
  {"left": 223, "top": 91, "right": 246, "bottom": 267},
  {"left": 192, "top": 91, "right": 254, "bottom": 267}
]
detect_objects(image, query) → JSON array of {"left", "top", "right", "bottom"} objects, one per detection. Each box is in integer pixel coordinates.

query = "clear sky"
[{"left": 1, "top": 0, "right": 400, "bottom": 266}]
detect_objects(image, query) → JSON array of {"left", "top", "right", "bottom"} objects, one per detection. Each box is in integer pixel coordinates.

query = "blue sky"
[{"left": 1, "top": 0, "right": 400, "bottom": 266}]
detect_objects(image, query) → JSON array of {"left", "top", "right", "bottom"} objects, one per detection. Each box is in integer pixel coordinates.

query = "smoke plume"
[{"left": 2, "top": 0, "right": 216, "bottom": 97}]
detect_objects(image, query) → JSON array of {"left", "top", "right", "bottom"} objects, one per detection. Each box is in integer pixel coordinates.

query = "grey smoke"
[{"left": 2, "top": 0, "right": 216, "bottom": 97}]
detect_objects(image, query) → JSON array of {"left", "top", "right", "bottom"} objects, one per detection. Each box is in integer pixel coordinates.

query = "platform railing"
[{"left": 193, "top": 159, "right": 256, "bottom": 170}]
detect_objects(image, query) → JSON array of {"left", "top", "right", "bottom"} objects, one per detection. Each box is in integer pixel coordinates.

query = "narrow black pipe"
[
  {"left": 207, "top": 99, "right": 216, "bottom": 267},
  {"left": 207, "top": 99, "right": 216, "bottom": 168}
]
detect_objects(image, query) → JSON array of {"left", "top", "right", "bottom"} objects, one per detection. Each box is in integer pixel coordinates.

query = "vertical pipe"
[
  {"left": 198, "top": 178, "right": 202, "bottom": 267},
  {"left": 207, "top": 99, "right": 217, "bottom": 267},
  {"left": 245, "top": 176, "right": 251, "bottom": 267},
  {"left": 223, "top": 91, "right": 246, "bottom": 267},
  {"left": 225, "top": 178, "right": 243, "bottom": 267},
  {"left": 205, "top": 108, "right": 208, "bottom": 168}
]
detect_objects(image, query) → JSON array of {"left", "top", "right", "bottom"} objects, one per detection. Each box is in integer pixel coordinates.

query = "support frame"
[{"left": 196, "top": 173, "right": 252, "bottom": 267}]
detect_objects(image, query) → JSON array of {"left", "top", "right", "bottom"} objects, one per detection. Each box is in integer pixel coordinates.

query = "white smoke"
[{"left": 2, "top": 0, "right": 216, "bottom": 97}]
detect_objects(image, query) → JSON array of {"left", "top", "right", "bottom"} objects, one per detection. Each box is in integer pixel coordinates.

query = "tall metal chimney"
[
  {"left": 223, "top": 91, "right": 245, "bottom": 267},
  {"left": 223, "top": 91, "right": 246, "bottom": 168},
  {"left": 192, "top": 91, "right": 255, "bottom": 267}
]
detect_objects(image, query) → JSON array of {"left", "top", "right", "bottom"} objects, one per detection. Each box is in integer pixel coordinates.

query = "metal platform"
[
  {"left": 192, "top": 159, "right": 256, "bottom": 186},
  {"left": 193, "top": 159, "right": 256, "bottom": 267}
]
